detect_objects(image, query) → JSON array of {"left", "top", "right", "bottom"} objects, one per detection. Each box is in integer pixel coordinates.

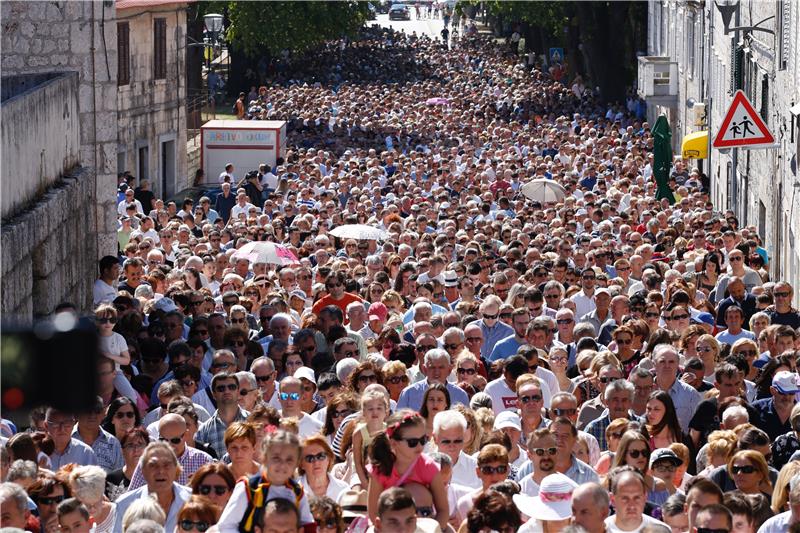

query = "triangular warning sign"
[{"left": 713, "top": 90, "right": 775, "bottom": 148}]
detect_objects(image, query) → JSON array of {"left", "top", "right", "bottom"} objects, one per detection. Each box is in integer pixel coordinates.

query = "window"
[
  {"left": 153, "top": 18, "right": 167, "bottom": 80},
  {"left": 777, "top": 0, "right": 790, "bottom": 71},
  {"left": 117, "top": 22, "right": 130, "bottom": 86},
  {"left": 760, "top": 74, "right": 769, "bottom": 127},
  {"left": 686, "top": 13, "right": 696, "bottom": 79}
]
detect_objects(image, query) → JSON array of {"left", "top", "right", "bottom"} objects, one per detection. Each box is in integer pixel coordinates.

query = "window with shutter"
[
  {"left": 154, "top": 18, "right": 167, "bottom": 80},
  {"left": 117, "top": 22, "right": 130, "bottom": 86},
  {"left": 778, "top": 0, "right": 790, "bottom": 71}
]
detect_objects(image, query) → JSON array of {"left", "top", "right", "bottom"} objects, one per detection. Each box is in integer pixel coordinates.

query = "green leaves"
[{"left": 206, "top": 1, "right": 372, "bottom": 57}]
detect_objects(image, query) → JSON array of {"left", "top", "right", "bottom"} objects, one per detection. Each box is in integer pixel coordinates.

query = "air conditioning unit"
[{"left": 637, "top": 56, "right": 679, "bottom": 106}]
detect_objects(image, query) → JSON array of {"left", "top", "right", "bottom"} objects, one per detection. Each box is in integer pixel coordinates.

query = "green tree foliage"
[{"left": 220, "top": 1, "right": 372, "bottom": 56}]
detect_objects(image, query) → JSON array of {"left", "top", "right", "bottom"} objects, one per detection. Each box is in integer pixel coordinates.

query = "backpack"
[{"left": 238, "top": 473, "right": 305, "bottom": 533}]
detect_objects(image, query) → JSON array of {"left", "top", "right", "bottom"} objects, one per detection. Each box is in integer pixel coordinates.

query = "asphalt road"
[{"left": 371, "top": 10, "right": 446, "bottom": 40}]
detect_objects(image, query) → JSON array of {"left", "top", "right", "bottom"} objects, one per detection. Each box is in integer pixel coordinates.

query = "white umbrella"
[
  {"left": 329, "top": 224, "right": 388, "bottom": 241},
  {"left": 232, "top": 241, "right": 300, "bottom": 266},
  {"left": 520, "top": 179, "right": 567, "bottom": 203}
]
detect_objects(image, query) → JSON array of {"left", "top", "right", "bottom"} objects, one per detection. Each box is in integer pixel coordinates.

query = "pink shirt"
[{"left": 367, "top": 454, "right": 439, "bottom": 489}]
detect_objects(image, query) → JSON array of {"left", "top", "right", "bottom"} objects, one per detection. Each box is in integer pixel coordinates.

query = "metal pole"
[{"left": 731, "top": 7, "right": 741, "bottom": 217}]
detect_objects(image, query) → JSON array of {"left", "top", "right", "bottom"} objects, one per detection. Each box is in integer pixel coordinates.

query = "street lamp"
[{"left": 203, "top": 14, "right": 224, "bottom": 101}]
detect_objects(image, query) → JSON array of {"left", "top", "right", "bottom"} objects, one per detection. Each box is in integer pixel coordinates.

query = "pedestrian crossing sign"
[{"left": 713, "top": 90, "right": 775, "bottom": 149}]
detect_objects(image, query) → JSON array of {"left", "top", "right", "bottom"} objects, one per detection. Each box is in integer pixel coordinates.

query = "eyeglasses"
[
  {"left": 255, "top": 374, "right": 274, "bottom": 383},
  {"left": 729, "top": 256, "right": 743, "bottom": 262},
  {"left": 439, "top": 438, "right": 464, "bottom": 445},
  {"left": 645, "top": 312, "right": 660, "bottom": 318},
  {"left": 479, "top": 465, "right": 508, "bottom": 475},
  {"left": 230, "top": 318, "right": 247, "bottom": 324},
  {"left": 417, "top": 344, "right": 437, "bottom": 352},
  {"left": 240, "top": 388, "right": 256, "bottom": 396},
  {"left": 115, "top": 410, "right": 135, "bottom": 419},
  {"left": 304, "top": 452, "right": 328, "bottom": 463},
  {"left": 326, "top": 283, "right": 342, "bottom": 289},
  {"left": 45, "top": 420, "right": 72, "bottom": 429},
  {"left": 731, "top": 465, "right": 756, "bottom": 474},
  {"left": 556, "top": 318, "right": 574, "bottom": 325},
  {"left": 38, "top": 495, "right": 67, "bottom": 505},
  {"left": 222, "top": 300, "right": 238, "bottom": 306},
  {"left": 96, "top": 317, "right": 117, "bottom": 324},
  {"left": 616, "top": 338, "right": 633, "bottom": 345},
  {"left": 519, "top": 394, "right": 542, "bottom": 403},
  {"left": 214, "top": 383, "right": 238, "bottom": 393},
  {"left": 671, "top": 314, "right": 689, "bottom": 320},
  {"left": 179, "top": 520, "right": 210, "bottom": 532},
  {"left": 280, "top": 392, "right": 301, "bottom": 401},
  {"left": 552, "top": 408, "right": 576, "bottom": 417},
  {"left": 609, "top": 432, "right": 624, "bottom": 440},
  {"left": 627, "top": 448, "right": 650, "bottom": 459},
  {"left": 394, "top": 435, "right": 428, "bottom": 448},
  {"left": 735, "top": 350, "right": 758, "bottom": 357},
  {"left": 332, "top": 409, "right": 353, "bottom": 418},
  {"left": 444, "top": 343, "right": 462, "bottom": 350},
  {"left": 530, "top": 447, "right": 557, "bottom": 457},
  {"left": 386, "top": 375, "right": 408, "bottom": 385},
  {"left": 457, "top": 367, "right": 477, "bottom": 375},
  {"left": 210, "top": 361, "right": 233, "bottom": 370},
  {"left": 159, "top": 436, "right": 182, "bottom": 444},
  {"left": 775, "top": 291, "right": 791, "bottom": 298},
  {"left": 599, "top": 376, "right": 619, "bottom": 384},
  {"left": 653, "top": 463, "right": 677, "bottom": 473},
  {"left": 230, "top": 341, "right": 246, "bottom": 347},
  {"left": 358, "top": 374, "right": 378, "bottom": 384},
  {"left": 482, "top": 313, "right": 498, "bottom": 320}
]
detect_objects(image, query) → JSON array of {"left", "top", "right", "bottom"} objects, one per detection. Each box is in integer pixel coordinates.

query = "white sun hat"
[{"left": 512, "top": 473, "right": 578, "bottom": 521}]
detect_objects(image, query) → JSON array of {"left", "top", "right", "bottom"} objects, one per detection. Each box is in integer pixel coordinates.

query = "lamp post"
[{"left": 203, "top": 13, "right": 224, "bottom": 104}]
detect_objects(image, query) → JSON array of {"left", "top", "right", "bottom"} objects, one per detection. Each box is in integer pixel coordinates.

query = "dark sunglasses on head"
[
  {"left": 479, "top": 464, "right": 508, "bottom": 475},
  {"left": 179, "top": 520, "right": 210, "bottom": 532}
]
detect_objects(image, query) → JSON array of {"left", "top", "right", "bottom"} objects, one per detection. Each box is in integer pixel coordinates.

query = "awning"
[{"left": 681, "top": 131, "right": 708, "bottom": 159}]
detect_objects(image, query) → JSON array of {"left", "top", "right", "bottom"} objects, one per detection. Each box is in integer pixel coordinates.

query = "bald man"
[{"left": 126, "top": 412, "right": 212, "bottom": 491}]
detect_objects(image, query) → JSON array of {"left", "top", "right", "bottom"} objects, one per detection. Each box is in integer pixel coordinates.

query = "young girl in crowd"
[
  {"left": 352, "top": 389, "right": 389, "bottom": 488},
  {"left": 94, "top": 304, "right": 143, "bottom": 409},
  {"left": 216, "top": 428, "right": 315, "bottom": 533},
  {"left": 366, "top": 409, "right": 449, "bottom": 531}
]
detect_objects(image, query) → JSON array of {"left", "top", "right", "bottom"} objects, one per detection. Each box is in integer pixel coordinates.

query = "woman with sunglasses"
[
  {"left": 223, "top": 422, "right": 260, "bottom": 480},
  {"left": 381, "top": 361, "right": 410, "bottom": 402},
  {"left": 300, "top": 435, "right": 349, "bottom": 501},
  {"left": 695, "top": 334, "right": 721, "bottom": 380},
  {"left": 347, "top": 361, "right": 384, "bottom": 396},
  {"left": 176, "top": 494, "right": 221, "bottom": 533},
  {"left": 188, "top": 463, "right": 235, "bottom": 510},
  {"left": 101, "top": 397, "right": 142, "bottom": 442},
  {"left": 612, "top": 326, "right": 641, "bottom": 376},
  {"left": 28, "top": 472, "right": 73, "bottom": 533},
  {"left": 645, "top": 391, "right": 683, "bottom": 450},
  {"left": 643, "top": 302, "right": 663, "bottom": 333},
  {"left": 664, "top": 304, "right": 691, "bottom": 334},
  {"left": 678, "top": 324, "right": 705, "bottom": 362},
  {"left": 106, "top": 427, "right": 149, "bottom": 498},
  {"left": 309, "top": 496, "right": 345, "bottom": 533},
  {"left": 731, "top": 338, "right": 761, "bottom": 382},
  {"left": 728, "top": 450, "right": 773, "bottom": 498},
  {"left": 611, "top": 430, "right": 670, "bottom": 506}
]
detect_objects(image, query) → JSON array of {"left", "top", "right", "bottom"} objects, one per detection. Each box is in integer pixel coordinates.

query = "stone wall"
[
  {"left": 1, "top": 0, "right": 118, "bottom": 318},
  {"left": 1, "top": 72, "right": 81, "bottom": 220},
  {"left": 1, "top": 167, "right": 96, "bottom": 321}
]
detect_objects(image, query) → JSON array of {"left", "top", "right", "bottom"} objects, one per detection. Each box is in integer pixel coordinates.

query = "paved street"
[{"left": 372, "top": 10, "right": 445, "bottom": 40}]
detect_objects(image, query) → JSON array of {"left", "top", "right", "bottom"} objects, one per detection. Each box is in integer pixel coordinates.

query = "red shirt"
[{"left": 311, "top": 292, "right": 364, "bottom": 318}]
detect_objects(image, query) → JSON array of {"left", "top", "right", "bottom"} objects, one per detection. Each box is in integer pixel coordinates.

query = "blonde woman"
[
  {"left": 728, "top": 450, "right": 773, "bottom": 497},
  {"left": 694, "top": 334, "right": 721, "bottom": 380},
  {"left": 700, "top": 430, "right": 737, "bottom": 476},
  {"left": 771, "top": 460, "right": 800, "bottom": 513},
  {"left": 69, "top": 465, "right": 116, "bottom": 533},
  {"left": 453, "top": 404, "right": 482, "bottom": 455}
]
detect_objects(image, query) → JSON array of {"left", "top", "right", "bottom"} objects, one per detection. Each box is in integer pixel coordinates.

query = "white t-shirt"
[
  {"left": 605, "top": 514, "right": 670, "bottom": 533},
  {"left": 294, "top": 412, "right": 323, "bottom": 439},
  {"left": 484, "top": 377, "right": 552, "bottom": 414},
  {"left": 99, "top": 332, "right": 128, "bottom": 371},
  {"left": 451, "top": 451, "right": 480, "bottom": 489},
  {"left": 93, "top": 279, "right": 118, "bottom": 306}
]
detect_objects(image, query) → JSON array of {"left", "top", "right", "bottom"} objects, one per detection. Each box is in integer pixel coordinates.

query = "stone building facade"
[
  {"left": 116, "top": 0, "right": 189, "bottom": 200},
  {"left": 1, "top": 0, "right": 189, "bottom": 320},
  {"left": 646, "top": 0, "right": 800, "bottom": 302}
]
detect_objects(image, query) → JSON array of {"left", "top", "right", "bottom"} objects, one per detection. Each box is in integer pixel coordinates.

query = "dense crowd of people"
[{"left": 3, "top": 19, "right": 800, "bottom": 533}]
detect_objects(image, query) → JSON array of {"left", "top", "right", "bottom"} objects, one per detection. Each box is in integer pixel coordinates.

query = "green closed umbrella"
[{"left": 653, "top": 115, "right": 676, "bottom": 204}]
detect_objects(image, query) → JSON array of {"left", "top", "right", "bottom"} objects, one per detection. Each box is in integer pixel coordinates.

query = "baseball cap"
[
  {"left": 289, "top": 289, "right": 307, "bottom": 301},
  {"left": 294, "top": 366, "right": 316, "bottom": 385},
  {"left": 152, "top": 297, "right": 178, "bottom": 313},
  {"left": 493, "top": 411, "right": 522, "bottom": 432},
  {"left": 772, "top": 371, "right": 800, "bottom": 395},
  {"left": 694, "top": 312, "right": 715, "bottom": 327},
  {"left": 649, "top": 448, "right": 682, "bottom": 468},
  {"left": 368, "top": 302, "right": 388, "bottom": 322}
]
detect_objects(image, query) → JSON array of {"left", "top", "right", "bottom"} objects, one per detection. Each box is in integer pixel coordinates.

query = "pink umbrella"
[
  {"left": 232, "top": 241, "right": 300, "bottom": 266},
  {"left": 425, "top": 97, "right": 450, "bottom": 106}
]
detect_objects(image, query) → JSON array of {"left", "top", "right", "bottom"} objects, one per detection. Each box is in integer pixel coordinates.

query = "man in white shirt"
[
  {"left": 93, "top": 256, "right": 119, "bottom": 306},
  {"left": 570, "top": 268, "right": 597, "bottom": 319},
  {"left": 278, "top": 376, "right": 322, "bottom": 438},
  {"left": 230, "top": 192, "right": 256, "bottom": 221},
  {"left": 117, "top": 188, "right": 143, "bottom": 216},
  {"left": 485, "top": 354, "right": 551, "bottom": 414},
  {"left": 605, "top": 470, "right": 669, "bottom": 532},
  {"left": 218, "top": 163, "right": 235, "bottom": 185},
  {"left": 432, "top": 411, "right": 480, "bottom": 490}
]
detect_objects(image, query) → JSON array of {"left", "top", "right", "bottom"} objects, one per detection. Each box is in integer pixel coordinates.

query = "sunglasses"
[
  {"left": 240, "top": 389, "right": 256, "bottom": 396},
  {"left": 439, "top": 438, "right": 464, "bottom": 445},
  {"left": 444, "top": 343, "right": 462, "bottom": 350},
  {"left": 519, "top": 394, "right": 542, "bottom": 403},
  {"left": 38, "top": 495, "right": 67, "bottom": 505},
  {"left": 731, "top": 465, "right": 756, "bottom": 474},
  {"left": 479, "top": 465, "right": 508, "bottom": 475},
  {"left": 735, "top": 350, "right": 758, "bottom": 357},
  {"left": 530, "top": 447, "right": 557, "bottom": 457},
  {"left": 394, "top": 435, "right": 428, "bottom": 448},
  {"left": 627, "top": 448, "right": 650, "bottom": 459},
  {"left": 96, "top": 317, "right": 117, "bottom": 324},
  {"left": 214, "top": 383, "right": 238, "bottom": 393},
  {"left": 671, "top": 314, "right": 689, "bottom": 320},
  {"left": 556, "top": 318, "right": 574, "bottom": 325},
  {"left": 599, "top": 376, "right": 618, "bottom": 384},
  {"left": 609, "top": 432, "right": 624, "bottom": 440},
  {"left": 304, "top": 452, "right": 328, "bottom": 463},
  {"left": 482, "top": 313, "right": 498, "bottom": 320},
  {"left": 416, "top": 345, "right": 437, "bottom": 352},
  {"left": 775, "top": 291, "right": 791, "bottom": 298},
  {"left": 255, "top": 374, "right": 274, "bottom": 382},
  {"left": 179, "top": 520, "right": 210, "bottom": 532},
  {"left": 159, "top": 436, "right": 182, "bottom": 444},
  {"left": 358, "top": 374, "right": 378, "bottom": 383},
  {"left": 386, "top": 375, "right": 408, "bottom": 385},
  {"left": 332, "top": 409, "right": 353, "bottom": 418},
  {"left": 552, "top": 408, "right": 576, "bottom": 417},
  {"left": 280, "top": 392, "right": 301, "bottom": 401},
  {"left": 645, "top": 312, "right": 660, "bottom": 318},
  {"left": 457, "top": 367, "right": 476, "bottom": 375},
  {"left": 115, "top": 411, "right": 135, "bottom": 419},
  {"left": 210, "top": 361, "right": 233, "bottom": 370}
]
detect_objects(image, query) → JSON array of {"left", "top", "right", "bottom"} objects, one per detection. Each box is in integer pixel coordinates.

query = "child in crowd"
[{"left": 353, "top": 389, "right": 389, "bottom": 488}]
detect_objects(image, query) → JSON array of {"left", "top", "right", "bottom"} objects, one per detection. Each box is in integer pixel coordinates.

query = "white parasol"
[
  {"left": 232, "top": 241, "right": 300, "bottom": 266},
  {"left": 329, "top": 224, "right": 388, "bottom": 241},
  {"left": 520, "top": 178, "right": 567, "bottom": 203}
]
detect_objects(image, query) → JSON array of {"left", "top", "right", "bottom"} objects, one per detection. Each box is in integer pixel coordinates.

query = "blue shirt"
[
  {"left": 478, "top": 319, "right": 514, "bottom": 358},
  {"left": 396, "top": 379, "right": 469, "bottom": 412},
  {"left": 488, "top": 335, "right": 525, "bottom": 362},
  {"left": 49, "top": 438, "right": 98, "bottom": 470},
  {"left": 662, "top": 378, "right": 702, "bottom": 433},
  {"left": 71, "top": 427, "right": 123, "bottom": 472},
  {"left": 115, "top": 482, "right": 191, "bottom": 533},
  {"left": 753, "top": 397, "right": 793, "bottom": 441}
]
